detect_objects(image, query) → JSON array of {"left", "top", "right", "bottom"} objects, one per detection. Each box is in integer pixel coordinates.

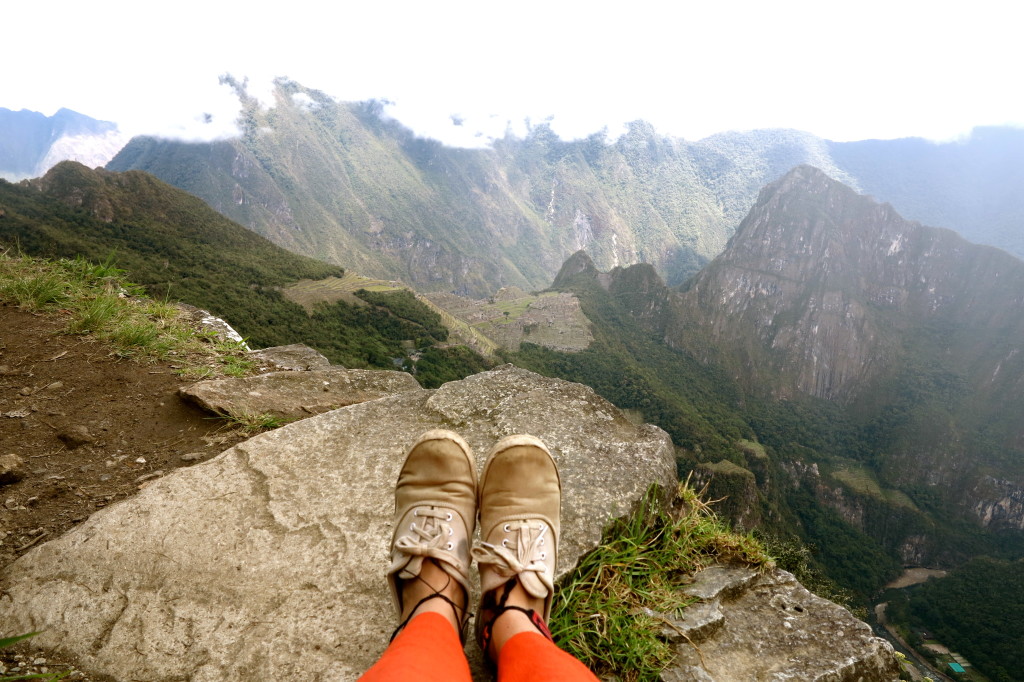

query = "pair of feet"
[{"left": 386, "top": 430, "right": 561, "bottom": 662}]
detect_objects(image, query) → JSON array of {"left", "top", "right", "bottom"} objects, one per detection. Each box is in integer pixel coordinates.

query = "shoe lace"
[
  {"left": 390, "top": 507, "right": 463, "bottom": 575},
  {"left": 472, "top": 520, "right": 550, "bottom": 579}
]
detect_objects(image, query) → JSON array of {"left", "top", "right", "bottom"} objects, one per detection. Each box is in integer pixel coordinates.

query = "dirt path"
[{"left": 1, "top": 304, "right": 250, "bottom": 679}]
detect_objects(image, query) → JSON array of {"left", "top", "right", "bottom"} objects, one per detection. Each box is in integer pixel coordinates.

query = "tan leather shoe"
[
  {"left": 387, "top": 430, "right": 477, "bottom": 633},
  {"left": 472, "top": 434, "right": 561, "bottom": 652}
]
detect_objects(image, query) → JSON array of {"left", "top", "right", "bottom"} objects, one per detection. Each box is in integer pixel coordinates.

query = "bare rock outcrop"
[
  {"left": 179, "top": 367, "right": 422, "bottom": 420},
  {"left": 661, "top": 566, "right": 900, "bottom": 681},
  {"left": 0, "top": 365, "right": 676, "bottom": 681},
  {"left": 249, "top": 343, "right": 332, "bottom": 371}
]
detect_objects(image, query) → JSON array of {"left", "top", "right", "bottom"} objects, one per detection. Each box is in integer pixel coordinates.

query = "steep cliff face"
[
  {"left": 568, "top": 168, "right": 1024, "bottom": 535},
  {"left": 678, "top": 166, "right": 1024, "bottom": 415}
]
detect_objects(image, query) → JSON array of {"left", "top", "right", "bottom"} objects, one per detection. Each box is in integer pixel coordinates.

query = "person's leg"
[
  {"left": 359, "top": 430, "right": 478, "bottom": 682},
  {"left": 359, "top": 560, "right": 472, "bottom": 682},
  {"left": 472, "top": 435, "right": 599, "bottom": 682},
  {"left": 489, "top": 579, "right": 599, "bottom": 682}
]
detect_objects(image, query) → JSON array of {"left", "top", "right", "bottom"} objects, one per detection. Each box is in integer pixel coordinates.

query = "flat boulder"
[
  {"left": 249, "top": 343, "right": 332, "bottom": 371},
  {"left": 179, "top": 368, "right": 422, "bottom": 420},
  {"left": 0, "top": 365, "right": 676, "bottom": 681}
]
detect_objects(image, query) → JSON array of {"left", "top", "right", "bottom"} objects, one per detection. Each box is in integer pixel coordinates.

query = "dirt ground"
[{"left": 0, "top": 304, "right": 251, "bottom": 679}]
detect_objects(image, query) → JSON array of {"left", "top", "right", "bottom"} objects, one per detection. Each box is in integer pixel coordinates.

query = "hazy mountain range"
[
  {"left": 6, "top": 80, "right": 1024, "bottom": 299},
  {"left": 0, "top": 107, "right": 128, "bottom": 182},
  {"left": 95, "top": 79, "right": 1024, "bottom": 298}
]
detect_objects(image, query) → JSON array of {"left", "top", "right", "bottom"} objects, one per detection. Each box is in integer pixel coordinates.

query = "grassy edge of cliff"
[{"left": 0, "top": 250, "right": 253, "bottom": 378}]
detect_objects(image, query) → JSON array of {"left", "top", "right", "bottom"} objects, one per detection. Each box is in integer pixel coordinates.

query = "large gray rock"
[
  {"left": 661, "top": 566, "right": 900, "bottom": 681},
  {"left": 179, "top": 368, "right": 422, "bottom": 420},
  {"left": 249, "top": 343, "right": 332, "bottom": 371},
  {"left": 0, "top": 365, "right": 675, "bottom": 681}
]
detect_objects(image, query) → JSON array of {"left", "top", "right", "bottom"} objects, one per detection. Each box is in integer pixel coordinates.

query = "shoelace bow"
[
  {"left": 390, "top": 507, "right": 463, "bottom": 575},
  {"left": 472, "top": 520, "right": 550, "bottom": 578}
]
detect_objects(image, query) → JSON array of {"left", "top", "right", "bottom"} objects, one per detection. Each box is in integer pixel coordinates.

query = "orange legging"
[{"left": 359, "top": 612, "right": 599, "bottom": 681}]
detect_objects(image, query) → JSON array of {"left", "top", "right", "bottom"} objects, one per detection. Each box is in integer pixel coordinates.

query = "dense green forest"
[
  {"left": 504, "top": 270, "right": 909, "bottom": 600},
  {"left": 882, "top": 558, "right": 1024, "bottom": 681}
]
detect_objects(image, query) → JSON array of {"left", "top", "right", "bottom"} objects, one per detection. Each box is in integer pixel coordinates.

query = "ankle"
[
  {"left": 482, "top": 579, "right": 549, "bottom": 659},
  {"left": 400, "top": 560, "right": 466, "bottom": 633}
]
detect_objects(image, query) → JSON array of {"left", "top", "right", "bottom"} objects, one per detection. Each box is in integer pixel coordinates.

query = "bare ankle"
[
  {"left": 482, "top": 579, "right": 548, "bottom": 660},
  {"left": 400, "top": 560, "right": 466, "bottom": 633}
]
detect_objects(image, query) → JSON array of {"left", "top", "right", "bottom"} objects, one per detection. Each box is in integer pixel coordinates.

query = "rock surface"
[
  {"left": 174, "top": 303, "right": 250, "bottom": 349},
  {"left": 249, "top": 343, "right": 332, "bottom": 371},
  {"left": 661, "top": 566, "right": 900, "bottom": 681},
  {"left": 178, "top": 368, "right": 422, "bottom": 420},
  {"left": 0, "top": 454, "right": 25, "bottom": 485},
  {"left": 0, "top": 365, "right": 676, "bottom": 681}
]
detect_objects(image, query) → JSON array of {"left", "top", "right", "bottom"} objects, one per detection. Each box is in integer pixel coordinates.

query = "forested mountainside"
[
  {"left": 673, "top": 167, "right": 1024, "bottom": 495},
  {"left": 0, "top": 107, "right": 126, "bottom": 182},
  {"left": 0, "top": 162, "right": 486, "bottom": 385},
  {"left": 106, "top": 78, "right": 858, "bottom": 297},
  {"left": 536, "top": 167, "right": 1024, "bottom": 575},
  {"left": 106, "top": 79, "right": 1024, "bottom": 297}
]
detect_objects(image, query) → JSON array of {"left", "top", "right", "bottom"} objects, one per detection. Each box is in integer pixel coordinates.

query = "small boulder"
[
  {"left": 57, "top": 425, "right": 94, "bottom": 449},
  {"left": 0, "top": 454, "right": 26, "bottom": 485}
]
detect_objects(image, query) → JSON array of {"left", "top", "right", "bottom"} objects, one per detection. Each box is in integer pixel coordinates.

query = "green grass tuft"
[
  {"left": 214, "top": 412, "right": 293, "bottom": 434},
  {"left": 549, "top": 482, "right": 772, "bottom": 681},
  {"left": 0, "top": 632, "right": 69, "bottom": 680},
  {"left": 0, "top": 251, "right": 256, "bottom": 379}
]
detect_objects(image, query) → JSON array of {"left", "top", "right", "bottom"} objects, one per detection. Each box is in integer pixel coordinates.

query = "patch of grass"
[
  {"left": 0, "top": 632, "right": 69, "bottom": 680},
  {"left": 0, "top": 270, "right": 68, "bottom": 308},
  {"left": 216, "top": 412, "right": 293, "bottom": 434},
  {"left": 66, "top": 293, "right": 121, "bottom": 333},
  {"left": 0, "top": 251, "right": 256, "bottom": 379},
  {"left": 549, "top": 482, "right": 772, "bottom": 681},
  {"left": 219, "top": 355, "right": 255, "bottom": 378},
  {"left": 108, "top": 321, "right": 162, "bottom": 355}
]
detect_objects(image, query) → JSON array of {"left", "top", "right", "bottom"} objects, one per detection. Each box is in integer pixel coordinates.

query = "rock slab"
[
  {"left": 662, "top": 566, "right": 900, "bottom": 681},
  {"left": 179, "top": 367, "right": 422, "bottom": 420},
  {"left": 0, "top": 365, "right": 676, "bottom": 681},
  {"left": 249, "top": 343, "right": 332, "bottom": 371}
]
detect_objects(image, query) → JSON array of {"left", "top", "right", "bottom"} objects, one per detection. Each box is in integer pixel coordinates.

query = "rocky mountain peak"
[{"left": 551, "top": 249, "right": 600, "bottom": 288}]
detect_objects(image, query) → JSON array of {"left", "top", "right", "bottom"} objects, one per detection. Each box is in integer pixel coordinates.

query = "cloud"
[{"left": 291, "top": 92, "right": 322, "bottom": 113}]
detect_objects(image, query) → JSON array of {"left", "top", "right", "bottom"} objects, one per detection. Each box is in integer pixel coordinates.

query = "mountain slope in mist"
[
  {"left": 0, "top": 107, "right": 128, "bottom": 181},
  {"left": 107, "top": 79, "right": 860, "bottom": 296}
]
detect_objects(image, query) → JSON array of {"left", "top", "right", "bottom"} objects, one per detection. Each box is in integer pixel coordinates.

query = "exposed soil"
[{"left": 0, "top": 304, "right": 251, "bottom": 679}]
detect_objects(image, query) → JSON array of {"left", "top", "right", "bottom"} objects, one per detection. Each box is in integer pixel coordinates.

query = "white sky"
[{"left": 4, "top": 0, "right": 1023, "bottom": 147}]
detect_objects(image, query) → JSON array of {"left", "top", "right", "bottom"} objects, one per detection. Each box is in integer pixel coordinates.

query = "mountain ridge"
[
  {"left": 100, "top": 80, "right": 1024, "bottom": 298},
  {"left": 0, "top": 107, "right": 127, "bottom": 181},
  {"left": 556, "top": 166, "right": 1024, "bottom": 537}
]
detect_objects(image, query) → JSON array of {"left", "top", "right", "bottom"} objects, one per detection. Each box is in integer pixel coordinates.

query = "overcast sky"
[{"left": 5, "top": 0, "right": 1023, "bottom": 147}]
